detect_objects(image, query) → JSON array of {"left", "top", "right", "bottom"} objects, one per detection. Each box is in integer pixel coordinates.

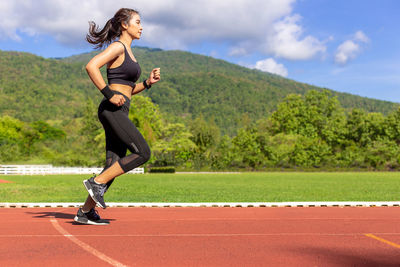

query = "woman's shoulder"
[
  {"left": 107, "top": 41, "right": 125, "bottom": 52},
  {"left": 98, "top": 42, "right": 124, "bottom": 59},
  {"left": 89, "top": 42, "right": 124, "bottom": 65}
]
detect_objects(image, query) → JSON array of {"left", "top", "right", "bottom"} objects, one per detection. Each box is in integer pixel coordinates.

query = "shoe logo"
[{"left": 99, "top": 186, "right": 107, "bottom": 197}]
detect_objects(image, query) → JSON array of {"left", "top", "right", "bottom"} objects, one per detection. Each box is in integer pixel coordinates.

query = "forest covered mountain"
[{"left": 0, "top": 47, "right": 398, "bottom": 135}]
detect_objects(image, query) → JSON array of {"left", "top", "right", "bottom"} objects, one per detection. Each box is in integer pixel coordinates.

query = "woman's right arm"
[
  {"left": 85, "top": 42, "right": 122, "bottom": 89},
  {"left": 85, "top": 43, "right": 126, "bottom": 106}
]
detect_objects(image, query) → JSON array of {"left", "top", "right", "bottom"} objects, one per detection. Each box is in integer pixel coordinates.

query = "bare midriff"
[{"left": 109, "top": 84, "right": 132, "bottom": 100}]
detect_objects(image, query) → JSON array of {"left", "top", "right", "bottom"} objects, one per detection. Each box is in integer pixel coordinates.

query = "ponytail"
[{"left": 86, "top": 8, "right": 139, "bottom": 49}]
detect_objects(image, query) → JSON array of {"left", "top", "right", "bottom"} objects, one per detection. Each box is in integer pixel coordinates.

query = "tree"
[
  {"left": 346, "top": 109, "right": 386, "bottom": 146},
  {"left": 129, "top": 95, "right": 163, "bottom": 146},
  {"left": 232, "top": 127, "right": 264, "bottom": 169},
  {"left": 0, "top": 116, "right": 25, "bottom": 145},
  {"left": 269, "top": 90, "right": 346, "bottom": 147},
  {"left": 80, "top": 98, "right": 104, "bottom": 153},
  {"left": 211, "top": 135, "right": 235, "bottom": 170},
  {"left": 31, "top": 121, "right": 66, "bottom": 141},
  {"left": 152, "top": 122, "right": 196, "bottom": 167},
  {"left": 189, "top": 114, "right": 220, "bottom": 153},
  {"left": 384, "top": 107, "right": 400, "bottom": 144},
  {"left": 290, "top": 136, "right": 332, "bottom": 167},
  {"left": 0, "top": 116, "right": 25, "bottom": 161}
]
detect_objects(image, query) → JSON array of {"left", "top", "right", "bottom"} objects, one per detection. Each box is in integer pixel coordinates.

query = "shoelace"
[
  {"left": 99, "top": 185, "right": 107, "bottom": 197},
  {"left": 91, "top": 174, "right": 106, "bottom": 197},
  {"left": 87, "top": 208, "right": 100, "bottom": 220}
]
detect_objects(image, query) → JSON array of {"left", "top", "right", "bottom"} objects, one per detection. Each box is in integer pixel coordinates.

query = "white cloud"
[
  {"left": 0, "top": 0, "right": 292, "bottom": 45},
  {"left": 354, "top": 31, "right": 369, "bottom": 43},
  {"left": 335, "top": 40, "right": 359, "bottom": 65},
  {"left": 0, "top": 0, "right": 326, "bottom": 62},
  {"left": 334, "top": 31, "right": 369, "bottom": 65},
  {"left": 254, "top": 58, "right": 288, "bottom": 77},
  {"left": 265, "top": 15, "right": 326, "bottom": 60},
  {"left": 141, "top": 0, "right": 296, "bottom": 51},
  {"left": 0, "top": 0, "right": 22, "bottom": 41},
  {"left": 0, "top": 0, "right": 106, "bottom": 45}
]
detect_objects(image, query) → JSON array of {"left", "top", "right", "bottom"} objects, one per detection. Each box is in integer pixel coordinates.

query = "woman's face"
[{"left": 124, "top": 13, "right": 142, "bottom": 40}]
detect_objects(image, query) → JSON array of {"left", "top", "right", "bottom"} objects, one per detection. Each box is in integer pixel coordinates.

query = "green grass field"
[{"left": 1, "top": 172, "right": 399, "bottom": 202}]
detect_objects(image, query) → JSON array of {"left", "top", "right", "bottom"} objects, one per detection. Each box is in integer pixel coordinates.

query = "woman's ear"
[{"left": 121, "top": 21, "right": 128, "bottom": 30}]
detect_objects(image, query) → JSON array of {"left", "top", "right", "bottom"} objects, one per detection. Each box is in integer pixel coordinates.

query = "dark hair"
[{"left": 86, "top": 8, "right": 139, "bottom": 49}]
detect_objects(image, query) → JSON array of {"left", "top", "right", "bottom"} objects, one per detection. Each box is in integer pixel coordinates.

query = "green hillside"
[
  {"left": 1, "top": 48, "right": 398, "bottom": 135},
  {"left": 0, "top": 50, "right": 98, "bottom": 122}
]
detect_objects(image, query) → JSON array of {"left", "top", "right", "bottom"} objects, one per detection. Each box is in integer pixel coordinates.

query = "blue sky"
[{"left": 1, "top": 0, "right": 399, "bottom": 102}]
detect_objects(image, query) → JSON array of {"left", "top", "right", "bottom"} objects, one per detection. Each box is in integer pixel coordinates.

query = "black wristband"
[
  {"left": 143, "top": 79, "right": 151, "bottom": 90},
  {"left": 100, "top": 85, "right": 114, "bottom": 100}
]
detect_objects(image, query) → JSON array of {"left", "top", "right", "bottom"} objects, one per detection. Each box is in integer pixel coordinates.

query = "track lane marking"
[
  {"left": 50, "top": 218, "right": 128, "bottom": 267},
  {"left": 5, "top": 232, "right": 400, "bottom": 237},
  {"left": 6, "top": 217, "right": 400, "bottom": 223},
  {"left": 106, "top": 217, "right": 400, "bottom": 221},
  {"left": 364, "top": 233, "right": 400, "bottom": 249}
]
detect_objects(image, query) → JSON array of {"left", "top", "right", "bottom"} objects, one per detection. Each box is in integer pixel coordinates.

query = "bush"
[{"left": 149, "top": 166, "right": 176, "bottom": 173}]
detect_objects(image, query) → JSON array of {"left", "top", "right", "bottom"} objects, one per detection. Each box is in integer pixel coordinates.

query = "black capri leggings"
[{"left": 97, "top": 91, "right": 151, "bottom": 189}]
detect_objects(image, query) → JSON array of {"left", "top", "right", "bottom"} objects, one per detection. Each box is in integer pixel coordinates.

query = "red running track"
[{"left": 1, "top": 207, "right": 400, "bottom": 266}]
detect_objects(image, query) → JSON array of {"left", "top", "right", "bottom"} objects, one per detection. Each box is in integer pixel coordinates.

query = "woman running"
[{"left": 74, "top": 8, "right": 161, "bottom": 225}]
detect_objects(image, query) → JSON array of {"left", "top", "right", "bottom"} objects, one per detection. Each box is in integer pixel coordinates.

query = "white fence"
[{"left": 0, "top": 165, "right": 144, "bottom": 175}]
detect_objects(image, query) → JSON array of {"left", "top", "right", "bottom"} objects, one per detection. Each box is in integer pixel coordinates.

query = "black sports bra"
[{"left": 107, "top": 41, "right": 141, "bottom": 88}]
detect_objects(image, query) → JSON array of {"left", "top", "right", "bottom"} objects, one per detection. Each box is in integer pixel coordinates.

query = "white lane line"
[
  {"left": 101, "top": 217, "right": 400, "bottom": 222},
  {"left": 4, "top": 217, "right": 400, "bottom": 223},
  {"left": 5, "top": 232, "right": 400, "bottom": 238},
  {"left": 50, "top": 218, "right": 128, "bottom": 267}
]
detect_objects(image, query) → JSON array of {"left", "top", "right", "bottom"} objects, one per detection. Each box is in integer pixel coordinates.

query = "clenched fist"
[{"left": 148, "top": 68, "right": 161, "bottom": 85}]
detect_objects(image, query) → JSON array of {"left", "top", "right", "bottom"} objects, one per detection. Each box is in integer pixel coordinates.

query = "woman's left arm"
[{"left": 132, "top": 68, "right": 161, "bottom": 95}]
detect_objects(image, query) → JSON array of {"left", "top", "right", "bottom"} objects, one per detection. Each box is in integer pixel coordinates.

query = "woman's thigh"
[{"left": 100, "top": 109, "right": 149, "bottom": 155}]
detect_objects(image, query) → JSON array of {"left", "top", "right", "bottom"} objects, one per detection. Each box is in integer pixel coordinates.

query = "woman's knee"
[
  {"left": 117, "top": 147, "right": 151, "bottom": 173},
  {"left": 142, "top": 146, "right": 151, "bottom": 163}
]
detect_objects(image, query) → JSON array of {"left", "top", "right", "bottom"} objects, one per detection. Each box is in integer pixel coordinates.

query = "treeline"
[{"left": 2, "top": 90, "right": 400, "bottom": 171}]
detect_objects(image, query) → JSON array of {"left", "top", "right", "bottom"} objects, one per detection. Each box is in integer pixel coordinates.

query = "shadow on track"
[
  {"left": 25, "top": 211, "right": 116, "bottom": 225},
  {"left": 288, "top": 246, "right": 400, "bottom": 266},
  {"left": 26, "top": 211, "right": 75, "bottom": 219}
]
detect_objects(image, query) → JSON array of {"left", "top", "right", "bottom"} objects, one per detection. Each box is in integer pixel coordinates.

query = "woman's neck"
[{"left": 119, "top": 33, "right": 133, "bottom": 47}]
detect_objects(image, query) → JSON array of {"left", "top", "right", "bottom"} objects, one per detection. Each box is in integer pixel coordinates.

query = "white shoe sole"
[{"left": 73, "top": 216, "right": 109, "bottom": 225}]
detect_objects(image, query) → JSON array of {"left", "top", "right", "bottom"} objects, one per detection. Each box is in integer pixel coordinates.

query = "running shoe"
[
  {"left": 83, "top": 175, "right": 107, "bottom": 209},
  {"left": 74, "top": 208, "right": 109, "bottom": 225}
]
